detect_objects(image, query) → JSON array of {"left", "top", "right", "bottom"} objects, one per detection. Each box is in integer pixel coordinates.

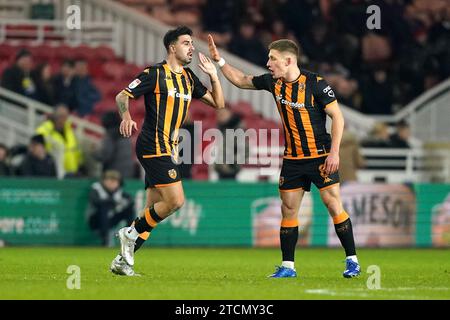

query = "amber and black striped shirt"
[
  {"left": 252, "top": 70, "right": 338, "bottom": 159},
  {"left": 121, "top": 61, "right": 207, "bottom": 158}
]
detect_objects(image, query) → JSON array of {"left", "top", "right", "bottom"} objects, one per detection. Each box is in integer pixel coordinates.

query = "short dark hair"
[
  {"left": 268, "top": 39, "right": 300, "bottom": 58},
  {"left": 163, "top": 26, "right": 193, "bottom": 51},
  {"left": 62, "top": 59, "right": 74, "bottom": 67},
  {"left": 102, "top": 170, "right": 122, "bottom": 182},
  {"left": 397, "top": 120, "right": 409, "bottom": 129},
  {"left": 30, "top": 134, "right": 45, "bottom": 146},
  {"left": 15, "top": 48, "right": 31, "bottom": 61}
]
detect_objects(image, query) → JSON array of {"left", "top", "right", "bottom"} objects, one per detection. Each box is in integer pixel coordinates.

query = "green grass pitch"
[{"left": 0, "top": 247, "right": 449, "bottom": 300}]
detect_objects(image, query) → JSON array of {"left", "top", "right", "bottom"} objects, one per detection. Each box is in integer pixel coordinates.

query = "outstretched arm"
[
  {"left": 116, "top": 91, "right": 137, "bottom": 138},
  {"left": 197, "top": 52, "right": 225, "bottom": 109},
  {"left": 208, "top": 34, "right": 256, "bottom": 90}
]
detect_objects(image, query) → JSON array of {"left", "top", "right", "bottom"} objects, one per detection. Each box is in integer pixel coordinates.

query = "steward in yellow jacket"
[{"left": 36, "top": 105, "right": 82, "bottom": 177}]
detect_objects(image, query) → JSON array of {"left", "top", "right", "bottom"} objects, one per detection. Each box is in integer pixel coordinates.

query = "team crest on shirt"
[
  {"left": 298, "top": 83, "right": 305, "bottom": 92},
  {"left": 128, "top": 79, "right": 141, "bottom": 89},
  {"left": 279, "top": 176, "right": 284, "bottom": 186},
  {"left": 318, "top": 164, "right": 332, "bottom": 183},
  {"left": 168, "top": 169, "right": 177, "bottom": 179}
]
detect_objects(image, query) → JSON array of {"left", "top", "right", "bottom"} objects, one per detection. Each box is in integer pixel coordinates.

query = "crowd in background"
[
  {"left": 0, "top": 0, "right": 442, "bottom": 182},
  {"left": 1, "top": 49, "right": 101, "bottom": 117},
  {"left": 129, "top": 0, "right": 450, "bottom": 115}
]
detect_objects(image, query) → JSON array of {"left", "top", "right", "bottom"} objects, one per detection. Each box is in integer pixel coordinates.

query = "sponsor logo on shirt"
[
  {"left": 168, "top": 88, "right": 192, "bottom": 101},
  {"left": 128, "top": 79, "right": 141, "bottom": 89},
  {"left": 276, "top": 95, "right": 305, "bottom": 109}
]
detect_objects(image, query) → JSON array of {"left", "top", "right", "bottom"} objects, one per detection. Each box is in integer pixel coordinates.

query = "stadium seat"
[
  {"left": 93, "top": 99, "right": 117, "bottom": 114},
  {"left": 94, "top": 45, "right": 116, "bottom": 61},
  {"left": 72, "top": 45, "right": 97, "bottom": 60},
  {"left": 0, "top": 60, "right": 9, "bottom": 76},
  {"left": 53, "top": 44, "right": 77, "bottom": 59},
  {"left": 94, "top": 80, "right": 118, "bottom": 98},
  {"left": 31, "top": 43, "right": 55, "bottom": 60},
  {"left": 0, "top": 43, "right": 16, "bottom": 61},
  {"left": 102, "top": 61, "right": 125, "bottom": 81},
  {"left": 124, "top": 63, "right": 143, "bottom": 79},
  {"left": 231, "top": 100, "right": 257, "bottom": 118}
]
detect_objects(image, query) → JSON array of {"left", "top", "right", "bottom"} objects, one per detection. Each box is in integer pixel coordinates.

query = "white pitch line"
[
  {"left": 304, "top": 287, "right": 450, "bottom": 299},
  {"left": 304, "top": 289, "right": 370, "bottom": 298}
]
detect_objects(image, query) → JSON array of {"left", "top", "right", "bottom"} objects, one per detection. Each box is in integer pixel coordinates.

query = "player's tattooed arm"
[
  {"left": 116, "top": 91, "right": 129, "bottom": 116},
  {"left": 116, "top": 91, "right": 137, "bottom": 138}
]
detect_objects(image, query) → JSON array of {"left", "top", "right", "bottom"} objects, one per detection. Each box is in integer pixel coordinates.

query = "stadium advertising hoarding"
[
  {"left": 0, "top": 179, "right": 449, "bottom": 247},
  {"left": 327, "top": 183, "right": 416, "bottom": 247}
]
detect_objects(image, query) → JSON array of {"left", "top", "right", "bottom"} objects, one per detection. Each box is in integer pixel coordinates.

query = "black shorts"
[
  {"left": 279, "top": 156, "right": 339, "bottom": 192},
  {"left": 137, "top": 155, "right": 181, "bottom": 189}
]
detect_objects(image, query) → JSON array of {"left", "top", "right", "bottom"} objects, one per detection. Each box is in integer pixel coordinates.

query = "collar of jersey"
[
  {"left": 162, "top": 60, "right": 183, "bottom": 75},
  {"left": 281, "top": 72, "right": 302, "bottom": 84}
]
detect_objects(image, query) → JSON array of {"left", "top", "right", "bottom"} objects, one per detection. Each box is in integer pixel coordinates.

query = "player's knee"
[
  {"left": 321, "top": 193, "right": 333, "bottom": 206},
  {"left": 322, "top": 195, "right": 340, "bottom": 213},
  {"left": 281, "top": 202, "right": 297, "bottom": 217},
  {"left": 169, "top": 197, "right": 184, "bottom": 212}
]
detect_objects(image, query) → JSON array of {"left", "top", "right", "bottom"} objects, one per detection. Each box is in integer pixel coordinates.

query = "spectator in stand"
[
  {"left": 86, "top": 170, "right": 135, "bottom": 247},
  {"left": 94, "top": 111, "right": 134, "bottom": 179},
  {"left": 36, "top": 104, "right": 83, "bottom": 178},
  {"left": 228, "top": 21, "right": 267, "bottom": 67},
  {"left": 301, "top": 20, "right": 337, "bottom": 63},
  {"left": 18, "top": 134, "right": 57, "bottom": 177},
  {"left": 127, "top": 0, "right": 448, "bottom": 114},
  {"left": 202, "top": 0, "right": 244, "bottom": 34},
  {"left": 73, "top": 59, "right": 101, "bottom": 117},
  {"left": 0, "top": 143, "right": 11, "bottom": 176},
  {"left": 31, "top": 62, "right": 55, "bottom": 106},
  {"left": 362, "top": 122, "right": 392, "bottom": 148},
  {"left": 276, "top": 0, "right": 316, "bottom": 41},
  {"left": 1, "top": 49, "right": 36, "bottom": 99},
  {"left": 261, "top": 19, "right": 297, "bottom": 48},
  {"left": 360, "top": 66, "right": 394, "bottom": 114},
  {"left": 52, "top": 59, "right": 78, "bottom": 112},
  {"left": 390, "top": 120, "right": 411, "bottom": 149}
]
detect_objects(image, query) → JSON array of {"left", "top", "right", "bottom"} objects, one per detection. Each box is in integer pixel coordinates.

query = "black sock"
[
  {"left": 134, "top": 216, "right": 151, "bottom": 233},
  {"left": 280, "top": 226, "right": 298, "bottom": 262},
  {"left": 134, "top": 236, "right": 146, "bottom": 252},
  {"left": 131, "top": 217, "right": 148, "bottom": 253},
  {"left": 334, "top": 218, "right": 356, "bottom": 256},
  {"left": 134, "top": 206, "right": 163, "bottom": 233}
]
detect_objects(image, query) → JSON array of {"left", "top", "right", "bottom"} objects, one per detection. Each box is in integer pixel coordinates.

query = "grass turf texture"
[{"left": 0, "top": 248, "right": 449, "bottom": 300}]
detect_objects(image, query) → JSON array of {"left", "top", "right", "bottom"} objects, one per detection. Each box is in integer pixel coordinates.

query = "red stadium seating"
[
  {"left": 93, "top": 45, "right": 116, "bottom": 61},
  {"left": 1, "top": 43, "right": 281, "bottom": 182},
  {"left": 230, "top": 100, "right": 255, "bottom": 118}
]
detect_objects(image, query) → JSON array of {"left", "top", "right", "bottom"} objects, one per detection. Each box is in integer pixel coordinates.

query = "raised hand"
[
  {"left": 207, "top": 34, "right": 221, "bottom": 62},
  {"left": 198, "top": 52, "right": 217, "bottom": 77}
]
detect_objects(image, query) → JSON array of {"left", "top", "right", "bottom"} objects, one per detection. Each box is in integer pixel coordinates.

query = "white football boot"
[
  {"left": 110, "top": 255, "right": 137, "bottom": 276},
  {"left": 117, "top": 227, "right": 136, "bottom": 266}
]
